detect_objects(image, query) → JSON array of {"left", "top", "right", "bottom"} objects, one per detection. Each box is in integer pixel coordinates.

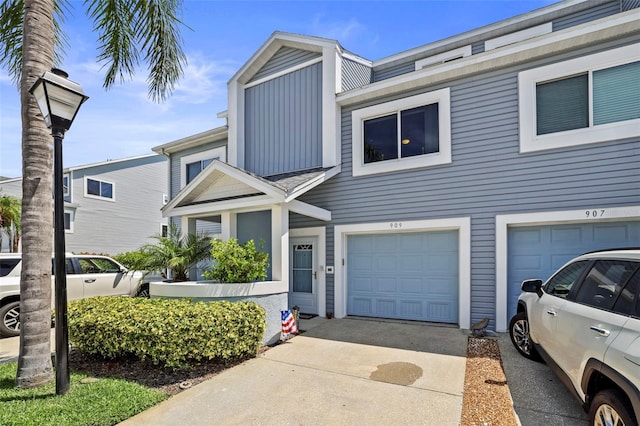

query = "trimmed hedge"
[{"left": 68, "top": 297, "right": 266, "bottom": 369}]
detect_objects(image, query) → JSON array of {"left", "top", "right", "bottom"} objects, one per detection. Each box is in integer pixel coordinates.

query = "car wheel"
[
  {"left": 509, "top": 311, "right": 542, "bottom": 361},
  {"left": 0, "top": 301, "right": 21, "bottom": 337},
  {"left": 136, "top": 284, "right": 150, "bottom": 298},
  {"left": 590, "top": 389, "right": 635, "bottom": 426}
]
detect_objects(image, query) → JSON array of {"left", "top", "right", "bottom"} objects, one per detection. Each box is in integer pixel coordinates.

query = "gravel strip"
[{"left": 461, "top": 337, "right": 519, "bottom": 426}]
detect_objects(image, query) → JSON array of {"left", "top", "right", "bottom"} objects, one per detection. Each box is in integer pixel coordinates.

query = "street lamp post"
[{"left": 29, "top": 69, "right": 88, "bottom": 395}]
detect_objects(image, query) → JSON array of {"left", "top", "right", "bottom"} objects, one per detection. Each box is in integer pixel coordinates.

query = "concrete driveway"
[
  {"left": 498, "top": 334, "right": 588, "bottom": 425},
  {"left": 121, "top": 317, "right": 468, "bottom": 425}
]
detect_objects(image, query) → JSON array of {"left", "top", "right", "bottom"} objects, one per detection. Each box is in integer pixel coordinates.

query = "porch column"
[
  {"left": 221, "top": 211, "right": 237, "bottom": 240},
  {"left": 271, "top": 204, "right": 289, "bottom": 282}
]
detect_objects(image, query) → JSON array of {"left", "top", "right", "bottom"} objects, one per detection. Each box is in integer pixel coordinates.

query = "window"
[
  {"left": 161, "top": 224, "right": 168, "bottom": 238},
  {"left": 352, "top": 89, "right": 451, "bottom": 177},
  {"left": 575, "top": 260, "right": 638, "bottom": 310},
  {"left": 63, "top": 173, "right": 70, "bottom": 197},
  {"left": 84, "top": 177, "right": 114, "bottom": 201},
  {"left": 186, "top": 158, "right": 213, "bottom": 184},
  {"left": 519, "top": 43, "right": 640, "bottom": 153},
  {"left": 179, "top": 146, "right": 227, "bottom": 188},
  {"left": 0, "top": 258, "right": 21, "bottom": 277},
  {"left": 544, "top": 260, "right": 589, "bottom": 299},
  {"left": 63, "top": 208, "right": 75, "bottom": 233},
  {"left": 613, "top": 268, "right": 640, "bottom": 316},
  {"left": 78, "top": 257, "right": 121, "bottom": 274}
]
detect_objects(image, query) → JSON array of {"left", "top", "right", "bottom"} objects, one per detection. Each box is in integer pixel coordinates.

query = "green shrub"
[
  {"left": 112, "top": 250, "right": 148, "bottom": 270},
  {"left": 68, "top": 297, "right": 266, "bottom": 369},
  {"left": 203, "top": 238, "right": 269, "bottom": 283}
]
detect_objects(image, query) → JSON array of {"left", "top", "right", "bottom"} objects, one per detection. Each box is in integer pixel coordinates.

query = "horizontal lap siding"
[
  {"left": 245, "top": 63, "right": 322, "bottom": 176},
  {"left": 297, "top": 38, "right": 640, "bottom": 324},
  {"left": 250, "top": 47, "right": 320, "bottom": 82},
  {"left": 553, "top": 0, "right": 620, "bottom": 30}
]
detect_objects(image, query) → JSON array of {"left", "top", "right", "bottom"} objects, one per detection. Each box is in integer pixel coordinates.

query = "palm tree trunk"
[{"left": 16, "top": 0, "right": 56, "bottom": 388}]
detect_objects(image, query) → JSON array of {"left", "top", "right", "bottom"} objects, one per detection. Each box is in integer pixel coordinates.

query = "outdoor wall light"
[{"left": 29, "top": 68, "right": 88, "bottom": 396}]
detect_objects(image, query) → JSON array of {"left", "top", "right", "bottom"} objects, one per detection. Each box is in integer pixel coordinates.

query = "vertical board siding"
[
  {"left": 245, "top": 62, "right": 322, "bottom": 176},
  {"left": 250, "top": 47, "right": 321, "bottom": 82},
  {"left": 294, "top": 38, "right": 640, "bottom": 326},
  {"left": 342, "top": 58, "right": 372, "bottom": 91}
]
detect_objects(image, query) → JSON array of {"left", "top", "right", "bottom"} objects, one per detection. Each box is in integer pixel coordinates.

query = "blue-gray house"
[{"left": 154, "top": 0, "right": 640, "bottom": 332}]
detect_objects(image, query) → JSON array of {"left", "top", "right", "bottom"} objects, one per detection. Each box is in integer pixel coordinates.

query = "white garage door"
[
  {"left": 507, "top": 221, "right": 640, "bottom": 317},
  {"left": 347, "top": 230, "right": 459, "bottom": 323}
]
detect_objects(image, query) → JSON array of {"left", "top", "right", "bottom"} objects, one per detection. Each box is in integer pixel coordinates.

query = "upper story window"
[
  {"left": 63, "top": 173, "right": 70, "bottom": 197},
  {"left": 187, "top": 159, "right": 213, "bottom": 184},
  {"left": 84, "top": 177, "right": 115, "bottom": 201},
  {"left": 519, "top": 44, "right": 640, "bottom": 153},
  {"left": 180, "top": 146, "right": 227, "bottom": 188},
  {"left": 352, "top": 89, "right": 451, "bottom": 177}
]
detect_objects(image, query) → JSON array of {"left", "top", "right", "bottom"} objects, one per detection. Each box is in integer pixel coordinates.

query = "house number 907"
[
  {"left": 390, "top": 222, "right": 403, "bottom": 229},
  {"left": 585, "top": 210, "right": 606, "bottom": 218}
]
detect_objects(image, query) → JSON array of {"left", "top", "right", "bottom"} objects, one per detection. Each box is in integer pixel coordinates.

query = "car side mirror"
[{"left": 521, "top": 279, "right": 543, "bottom": 297}]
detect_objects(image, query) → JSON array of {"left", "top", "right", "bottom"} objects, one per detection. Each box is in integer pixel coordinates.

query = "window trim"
[
  {"left": 180, "top": 146, "right": 226, "bottom": 188},
  {"left": 83, "top": 176, "right": 115, "bottom": 201},
  {"left": 519, "top": 43, "right": 640, "bottom": 153},
  {"left": 64, "top": 208, "right": 75, "bottom": 233},
  {"left": 63, "top": 173, "right": 71, "bottom": 198},
  {"left": 351, "top": 89, "right": 451, "bottom": 177}
]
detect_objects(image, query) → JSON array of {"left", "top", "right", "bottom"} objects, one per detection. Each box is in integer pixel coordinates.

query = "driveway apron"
[{"left": 120, "top": 317, "right": 468, "bottom": 425}]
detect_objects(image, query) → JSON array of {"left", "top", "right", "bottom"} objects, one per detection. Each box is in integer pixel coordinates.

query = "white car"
[
  {"left": 510, "top": 249, "right": 640, "bottom": 426},
  {"left": 0, "top": 253, "right": 153, "bottom": 337}
]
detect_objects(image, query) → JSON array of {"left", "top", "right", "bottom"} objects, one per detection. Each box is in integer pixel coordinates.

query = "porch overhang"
[{"left": 163, "top": 161, "right": 339, "bottom": 221}]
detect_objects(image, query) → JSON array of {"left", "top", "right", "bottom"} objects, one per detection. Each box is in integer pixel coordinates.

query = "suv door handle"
[
  {"left": 84, "top": 279, "right": 96, "bottom": 283},
  {"left": 589, "top": 326, "right": 610, "bottom": 337},
  {"left": 546, "top": 310, "right": 557, "bottom": 317}
]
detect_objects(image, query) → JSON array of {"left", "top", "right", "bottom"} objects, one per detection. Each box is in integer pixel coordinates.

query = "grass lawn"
[{"left": 0, "top": 362, "right": 167, "bottom": 426}]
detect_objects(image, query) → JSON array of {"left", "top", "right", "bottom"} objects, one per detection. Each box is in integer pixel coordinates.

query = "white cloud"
[{"left": 309, "top": 14, "right": 368, "bottom": 42}]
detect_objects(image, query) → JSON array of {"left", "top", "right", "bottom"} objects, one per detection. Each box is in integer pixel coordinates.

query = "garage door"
[
  {"left": 507, "top": 221, "right": 640, "bottom": 317},
  {"left": 347, "top": 230, "right": 458, "bottom": 323}
]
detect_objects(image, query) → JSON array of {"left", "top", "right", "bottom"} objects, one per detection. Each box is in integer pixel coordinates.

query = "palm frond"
[{"left": 0, "top": 0, "right": 70, "bottom": 85}]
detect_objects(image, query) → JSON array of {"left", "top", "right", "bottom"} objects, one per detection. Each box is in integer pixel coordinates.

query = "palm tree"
[
  {"left": 0, "top": 195, "right": 21, "bottom": 252},
  {"left": 0, "top": 0, "right": 187, "bottom": 388},
  {"left": 138, "top": 223, "right": 212, "bottom": 281}
]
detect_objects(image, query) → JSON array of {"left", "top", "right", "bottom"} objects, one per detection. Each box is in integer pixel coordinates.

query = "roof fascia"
[
  {"left": 284, "top": 165, "right": 341, "bottom": 202},
  {"left": 64, "top": 153, "right": 161, "bottom": 172},
  {"left": 163, "top": 160, "right": 285, "bottom": 213},
  {"left": 338, "top": 10, "right": 640, "bottom": 106},
  {"left": 230, "top": 31, "right": 341, "bottom": 85},
  {"left": 152, "top": 126, "right": 228, "bottom": 156},
  {"left": 373, "top": 0, "right": 594, "bottom": 69},
  {"left": 288, "top": 200, "right": 331, "bottom": 222},
  {"left": 163, "top": 195, "right": 276, "bottom": 218}
]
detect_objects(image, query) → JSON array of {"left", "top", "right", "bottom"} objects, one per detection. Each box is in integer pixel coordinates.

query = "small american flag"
[{"left": 281, "top": 310, "right": 298, "bottom": 336}]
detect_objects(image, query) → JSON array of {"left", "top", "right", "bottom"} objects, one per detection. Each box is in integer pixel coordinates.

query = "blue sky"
[{"left": 0, "top": 0, "right": 556, "bottom": 178}]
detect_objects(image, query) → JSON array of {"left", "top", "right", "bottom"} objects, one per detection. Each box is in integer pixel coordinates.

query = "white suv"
[
  {"left": 0, "top": 253, "right": 153, "bottom": 337},
  {"left": 510, "top": 249, "right": 640, "bottom": 426}
]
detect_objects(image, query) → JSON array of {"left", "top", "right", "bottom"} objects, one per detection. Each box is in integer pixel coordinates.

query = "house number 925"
[
  {"left": 390, "top": 222, "right": 403, "bottom": 229},
  {"left": 585, "top": 209, "right": 606, "bottom": 218}
]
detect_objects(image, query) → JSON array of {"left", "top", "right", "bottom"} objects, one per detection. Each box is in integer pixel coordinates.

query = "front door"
[{"left": 289, "top": 238, "right": 317, "bottom": 314}]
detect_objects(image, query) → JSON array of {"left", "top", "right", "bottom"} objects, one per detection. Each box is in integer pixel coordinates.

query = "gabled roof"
[
  {"left": 231, "top": 32, "right": 343, "bottom": 85},
  {"left": 163, "top": 160, "right": 340, "bottom": 220}
]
